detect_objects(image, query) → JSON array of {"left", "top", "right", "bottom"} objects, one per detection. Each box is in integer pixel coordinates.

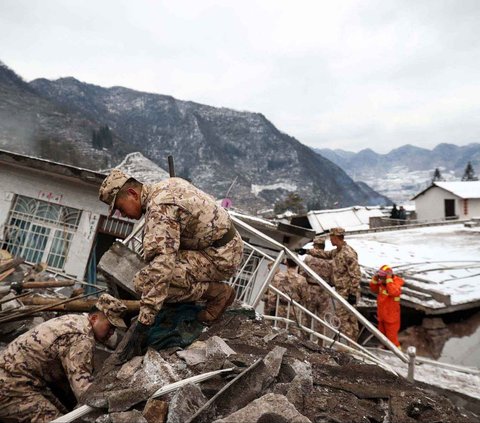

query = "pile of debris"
[{"left": 78, "top": 305, "right": 474, "bottom": 423}]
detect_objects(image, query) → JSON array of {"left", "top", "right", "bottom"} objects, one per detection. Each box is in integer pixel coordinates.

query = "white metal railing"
[{"left": 120, "top": 213, "right": 411, "bottom": 374}]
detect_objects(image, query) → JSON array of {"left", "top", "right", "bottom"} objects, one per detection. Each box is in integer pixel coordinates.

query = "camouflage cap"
[
  {"left": 329, "top": 227, "right": 345, "bottom": 237},
  {"left": 96, "top": 293, "right": 128, "bottom": 329},
  {"left": 313, "top": 235, "right": 327, "bottom": 245},
  {"left": 98, "top": 169, "right": 130, "bottom": 216}
]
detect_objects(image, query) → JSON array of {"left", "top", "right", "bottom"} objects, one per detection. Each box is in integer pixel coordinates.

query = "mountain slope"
[
  {"left": 0, "top": 62, "right": 133, "bottom": 169},
  {"left": 317, "top": 144, "right": 480, "bottom": 203},
  {"left": 30, "top": 76, "right": 391, "bottom": 211}
]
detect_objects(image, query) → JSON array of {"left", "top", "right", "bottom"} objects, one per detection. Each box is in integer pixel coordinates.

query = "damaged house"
[{"left": 0, "top": 149, "right": 133, "bottom": 283}]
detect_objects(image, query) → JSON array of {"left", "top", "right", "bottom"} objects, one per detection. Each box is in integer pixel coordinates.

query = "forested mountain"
[{"left": 0, "top": 60, "right": 390, "bottom": 212}]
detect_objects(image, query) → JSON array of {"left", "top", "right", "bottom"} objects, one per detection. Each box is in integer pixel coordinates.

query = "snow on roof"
[
  {"left": 413, "top": 181, "right": 480, "bottom": 200},
  {"left": 229, "top": 210, "right": 276, "bottom": 227},
  {"left": 306, "top": 206, "right": 385, "bottom": 233},
  {"left": 113, "top": 152, "right": 169, "bottom": 184},
  {"left": 345, "top": 224, "right": 480, "bottom": 308}
]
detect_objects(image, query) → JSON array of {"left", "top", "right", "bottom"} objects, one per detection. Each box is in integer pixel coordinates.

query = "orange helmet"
[{"left": 377, "top": 265, "right": 393, "bottom": 277}]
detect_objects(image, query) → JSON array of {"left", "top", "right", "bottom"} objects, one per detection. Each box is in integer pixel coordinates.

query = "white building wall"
[
  {"left": 0, "top": 163, "right": 109, "bottom": 279},
  {"left": 463, "top": 198, "right": 480, "bottom": 219},
  {"left": 415, "top": 187, "right": 461, "bottom": 221}
]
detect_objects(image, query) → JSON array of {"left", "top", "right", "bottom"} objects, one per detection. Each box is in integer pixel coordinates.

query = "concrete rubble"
[{"left": 73, "top": 305, "right": 476, "bottom": 423}]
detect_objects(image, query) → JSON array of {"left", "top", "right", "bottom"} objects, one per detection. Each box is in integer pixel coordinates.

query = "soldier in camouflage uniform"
[
  {"left": 300, "top": 236, "right": 333, "bottom": 335},
  {"left": 265, "top": 258, "right": 311, "bottom": 339},
  {"left": 99, "top": 169, "right": 244, "bottom": 362},
  {"left": 307, "top": 227, "right": 361, "bottom": 341},
  {"left": 0, "top": 294, "right": 127, "bottom": 423}
]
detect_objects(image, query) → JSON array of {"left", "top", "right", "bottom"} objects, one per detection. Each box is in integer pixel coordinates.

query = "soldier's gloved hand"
[
  {"left": 347, "top": 293, "right": 357, "bottom": 306},
  {"left": 118, "top": 321, "right": 150, "bottom": 363}
]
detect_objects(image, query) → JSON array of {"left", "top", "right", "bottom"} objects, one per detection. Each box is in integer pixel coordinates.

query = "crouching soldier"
[
  {"left": 0, "top": 294, "right": 128, "bottom": 423},
  {"left": 98, "top": 170, "right": 244, "bottom": 362}
]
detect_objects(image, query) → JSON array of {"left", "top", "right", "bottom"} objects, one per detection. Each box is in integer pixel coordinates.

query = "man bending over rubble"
[
  {"left": 0, "top": 294, "right": 127, "bottom": 423},
  {"left": 99, "top": 169, "right": 244, "bottom": 362}
]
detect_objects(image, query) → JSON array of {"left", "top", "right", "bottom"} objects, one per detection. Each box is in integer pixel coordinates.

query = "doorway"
[{"left": 444, "top": 199, "right": 456, "bottom": 219}]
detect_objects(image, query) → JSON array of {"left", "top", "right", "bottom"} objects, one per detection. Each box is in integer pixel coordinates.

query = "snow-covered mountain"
[
  {"left": 317, "top": 144, "right": 480, "bottom": 203},
  {"left": 28, "top": 75, "right": 391, "bottom": 212},
  {"left": 0, "top": 61, "right": 133, "bottom": 170}
]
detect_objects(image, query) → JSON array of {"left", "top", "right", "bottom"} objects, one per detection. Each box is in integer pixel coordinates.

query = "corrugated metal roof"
[{"left": 306, "top": 206, "right": 385, "bottom": 233}]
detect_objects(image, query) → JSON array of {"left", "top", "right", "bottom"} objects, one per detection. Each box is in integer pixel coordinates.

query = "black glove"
[
  {"left": 296, "top": 248, "right": 307, "bottom": 256},
  {"left": 347, "top": 293, "right": 357, "bottom": 306},
  {"left": 118, "top": 321, "right": 150, "bottom": 363}
]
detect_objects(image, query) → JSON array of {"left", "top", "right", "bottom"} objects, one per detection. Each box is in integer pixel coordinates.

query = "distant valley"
[{"left": 317, "top": 144, "right": 480, "bottom": 204}]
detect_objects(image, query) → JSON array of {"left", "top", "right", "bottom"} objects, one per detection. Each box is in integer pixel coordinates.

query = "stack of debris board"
[
  {"left": 0, "top": 251, "right": 109, "bottom": 335},
  {"left": 75, "top": 305, "right": 476, "bottom": 423}
]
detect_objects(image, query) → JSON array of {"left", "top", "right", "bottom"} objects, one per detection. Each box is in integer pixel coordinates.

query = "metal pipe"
[
  {"left": 251, "top": 250, "right": 285, "bottom": 308},
  {"left": 407, "top": 346, "right": 416, "bottom": 382},
  {"left": 168, "top": 155, "right": 176, "bottom": 177}
]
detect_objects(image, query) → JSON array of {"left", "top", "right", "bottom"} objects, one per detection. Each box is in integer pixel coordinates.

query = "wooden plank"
[
  {"left": 0, "top": 268, "right": 16, "bottom": 282},
  {"left": 0, "top": 257, "right": 24, "bottom": 274}
]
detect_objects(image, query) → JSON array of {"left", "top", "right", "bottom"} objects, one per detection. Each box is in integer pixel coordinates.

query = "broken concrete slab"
[
  {"left": 142, "top": 349, "right": 179, "bottom": 386},
  {"left": 212, "top": 393, "right": 312, "bottom": 423},
  {"left": 143, "top": 398, "right": 169, "bottom": 423},
  {"left": 110, "top": 410, "right": 148, "bottom": 423},
  {"left": 98, "top": 241, "right": 144, "bottom": 297},
  {"left": 205, "top": 336, "right": 236, "bottom": 359},
  {"left": 176, "top": 348, "right": 207, "bottom": 366},
  {"left": 166, "top": 383, "right": 208, "bottom": 423},
  {"left": 116, "top": 356, "right": 143, "bottom": 380},
  {"left": 190, "top": 346, "right": 287, "bottom": 421}
]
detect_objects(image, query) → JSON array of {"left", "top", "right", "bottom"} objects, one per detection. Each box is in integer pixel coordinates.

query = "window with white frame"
[{"left": 2, "top": 195, "right": 82, "bottom": 270}]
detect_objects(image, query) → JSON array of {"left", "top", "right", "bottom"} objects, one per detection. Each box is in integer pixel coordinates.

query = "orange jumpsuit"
[{"left": 369, "top": 274, "right": 404, "bottom": 346}]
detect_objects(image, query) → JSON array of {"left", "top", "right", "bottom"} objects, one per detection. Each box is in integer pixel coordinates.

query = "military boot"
[{"left": 197, "top": 282, "right": 235, "bottom": 324}]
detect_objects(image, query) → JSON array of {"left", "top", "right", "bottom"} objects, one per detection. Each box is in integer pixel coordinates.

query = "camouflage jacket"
[
  {"left": 308, "top": 242, "right": 361, "bottom": 297},
  {"left": 266, "top": 268, "right": 310, "bottom": 312},
  {"left": 136, "top": 177, "right": 236, "bottom": 325},
  {"left": 301, "top": 254, "right": 332, "bottom": 285},
  {"left": 0, "top": 314, "right": 94, "bottom": 400}
]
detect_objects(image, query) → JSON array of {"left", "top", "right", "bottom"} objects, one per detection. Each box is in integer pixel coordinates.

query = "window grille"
[{"left": 3, "top": 195, "right": 82, "bottom": 270}]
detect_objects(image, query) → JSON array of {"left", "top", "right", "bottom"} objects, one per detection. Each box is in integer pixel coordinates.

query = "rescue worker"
[
  {"left": 99, "top": 170, "right": 244, "bottom": 362},
  {"left": 307, "top": 227, "right": 361, "bottom": 341},
  {"left": 300, "top": 235, "right": 332, "bottom": 321},
  {"left": 369, "top": 264, "right": 404, "bottom": 347},
  {"left": 0, "top": 294, "right": 128, "bottom": 423},
  {"left": 265, "top": 258, "right": 311, "bottom": 338}
]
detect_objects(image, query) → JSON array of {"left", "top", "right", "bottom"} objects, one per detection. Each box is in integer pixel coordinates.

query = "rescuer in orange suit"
[{"left": 369, "top": 265, "right": 404, "bottom": 347}]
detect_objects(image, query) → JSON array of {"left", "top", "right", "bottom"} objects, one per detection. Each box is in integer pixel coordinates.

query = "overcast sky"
[{"left": 1, "top": 0, "right": 479, "bottom": 153}]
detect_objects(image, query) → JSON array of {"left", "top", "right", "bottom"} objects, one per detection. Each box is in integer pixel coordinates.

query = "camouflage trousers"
[
  {"left": 335, "top": 300, "right": 359, "bottom": 342},
  {"left": 306, "top": 284, "right": 336, "bottom": 344},
  {"left": 0, "top": 369, "right": 66, "bottom": 423},
  {"left": 135, "top": 232, "right": 244, "bottom": 324}
]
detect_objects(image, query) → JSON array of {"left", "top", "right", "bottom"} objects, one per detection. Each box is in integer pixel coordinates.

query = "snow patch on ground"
[
  {"left": 251, "top": 182, "right": 297, "bottom": 196},
  {"left": 345, "top": 224, "right": 480, "bottom": 307}
]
